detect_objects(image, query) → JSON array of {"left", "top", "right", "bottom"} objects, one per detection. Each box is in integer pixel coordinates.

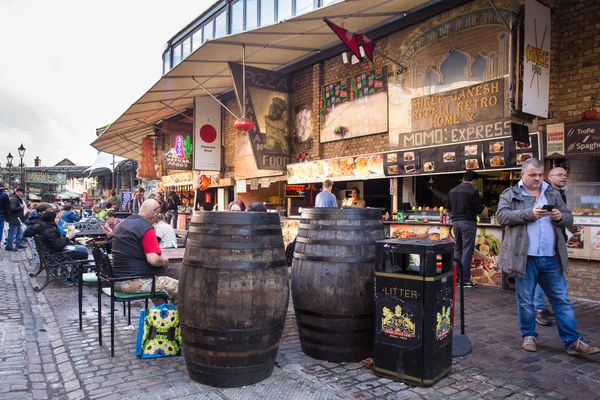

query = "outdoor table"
[{"left": 162, "top": 248, "right": 185, "bottom": 280}]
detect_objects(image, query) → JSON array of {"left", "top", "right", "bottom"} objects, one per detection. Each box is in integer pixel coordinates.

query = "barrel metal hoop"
[
  {"left": 182, "top": 336, "right": 280, "bottom": 352},
  {"left": 298, "top": 223, "right": 382, "bottom": 231},
  {"left": 181, "top": 322, "right": 284, "bottom": 338},
  {"left": 296, "top": 321, "right": 372, "bottom": 334},
  {"left": 299, "top": 335, "right": 372, "bottom": 347},
  {"left": 293, "top": 253, "right": 374, "bottom": 263},
  {"left": 294, "top": 306, "right": 373, "bottom": 319},
  {"left": 184, "top": 259, "right": 288, "bottom": 270},
  {"left": 190, "top": 227, "right": 282, "bottom": 236},
  {"left": 186, "top": 359, "right": 275, "bottom": 375},
  {"left": 189, "top": 240, "right": 280, "bottom": 250},
  {"left": 295, "top": 237, "right": 374, "bottom": 246}
]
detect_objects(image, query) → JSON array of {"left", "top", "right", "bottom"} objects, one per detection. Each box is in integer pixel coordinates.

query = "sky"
[{"left": 0, "top": 0, "right": 213, "bottom": 168}]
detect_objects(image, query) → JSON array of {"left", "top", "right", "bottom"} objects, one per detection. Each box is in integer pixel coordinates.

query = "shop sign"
[
  {"left": 383, "top": 133, "right": 539, "bottom": 177},
  {"left": 121, "top": 191, "right": 132, "bottom": 210},
  {"left": 319, "top": 67, "right": 388, "bottom": 143},
  {"left": 522, "top": 0, "right": 551, "bottom": 118},
  {"left": 286, "top": 185, "right": 306, "bottom": 198},
  {"left": 193, "top": 96, "right": 222, "bottom": 171},
  {"left": 287, "top": 153, "right": 384, "bottom": 184},
  {"left": 411, "top": 79, "right": 504, "bottom": 132},
  {"left": 163, "top": 121, "right": 193, "bottom": 171},
  {"left": 162, "top": 172, "right": 193, "bottom": 187},
  {"left": 25, "top": 171, "right": 67, "bottom": 184},
  {"left": 229, "top": 63, "right": 291, "bottom": 171},
  {"left": 260, "top": 177, "right": 270, "bottom": 188},
  {"left": 546, "top": 120, "right": 600, "bottom": 157},
  {"left": 546, "top": 123, "right": 564, "bottom": 156},
  {"left": 250, "top": 178, "right": 259, "bottom": 190}
]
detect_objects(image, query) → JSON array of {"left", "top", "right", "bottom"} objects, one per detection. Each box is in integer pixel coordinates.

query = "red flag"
[
  {"left": 324, "top": 18, "right": 361, "bottom": 59},
  {"left": 357, "top": 33, "right": 374, "bottom": 61}
]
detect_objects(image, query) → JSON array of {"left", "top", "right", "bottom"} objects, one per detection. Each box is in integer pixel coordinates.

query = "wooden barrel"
[
  {"left": 292, "top": 208, "right": 384, "bottom": 362},
  {"left": 178, "top": 212, "right": 289, "bottom": 388}
]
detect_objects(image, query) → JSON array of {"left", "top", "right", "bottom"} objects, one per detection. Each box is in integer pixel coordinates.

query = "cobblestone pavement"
[{"left": 1, "top": 248, "right": 599, "bottom": 400}]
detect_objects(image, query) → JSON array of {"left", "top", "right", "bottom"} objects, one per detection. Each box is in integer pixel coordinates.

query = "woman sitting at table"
[
  {"left": 153, "top": 214, "right": 177, "bottom": 249},
  {"left": 61, "top": 202, "right": 81, "bottom": 223},
  {"left": 33, "top": 209, "right": 89, "bottom": 260}
]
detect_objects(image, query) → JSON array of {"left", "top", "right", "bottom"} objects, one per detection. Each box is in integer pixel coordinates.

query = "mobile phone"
[{"left": 541, "top": 204, "right": 555, "bottom": 212}]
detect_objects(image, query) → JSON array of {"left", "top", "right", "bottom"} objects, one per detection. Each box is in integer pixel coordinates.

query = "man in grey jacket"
[{"left": 497, "top": 158, "right": 599, "bottom": 355}]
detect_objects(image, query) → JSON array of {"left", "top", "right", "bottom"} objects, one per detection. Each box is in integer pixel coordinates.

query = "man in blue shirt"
[
  {"left": 497, "top": 158, "right": 599, "bottom": 356},
  {"left": 315, "top": 179, "right": 338, "bottom": 208}
]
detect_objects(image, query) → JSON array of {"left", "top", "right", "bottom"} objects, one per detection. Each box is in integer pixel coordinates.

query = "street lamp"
[
  {"left": 6, "top": 153, "right": 13, "bottom": 188},
  {"left": 18, "top": 144, "right": 26, "bottom": 192}
]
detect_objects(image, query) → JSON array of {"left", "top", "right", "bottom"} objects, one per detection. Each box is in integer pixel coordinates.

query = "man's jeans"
[
  {"left": 453, "top": 220, "right": 477, "bottom": 282},
  {"left": 0, "top": 212, "right": 4, "bottom": 245},
  {"left": 6, "top": 224, "right": 21, "bottom": 250},
  {"left": 534, "top": 284, "right": 547, "bottom": 311},
  {"left": 515, "top": 256, "right": 581, "bottom": 350}
]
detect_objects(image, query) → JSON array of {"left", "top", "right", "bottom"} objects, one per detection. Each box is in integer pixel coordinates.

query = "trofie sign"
[{"left": 547, "top": 120, "right": 600, "bottom": 157}]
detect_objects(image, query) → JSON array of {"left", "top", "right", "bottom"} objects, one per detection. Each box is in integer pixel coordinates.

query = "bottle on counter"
[
  {"left": 490, "top": 213, "right": 495, "bottom": 225},
  {"left": 400, "top": 210, "right": 406, "bottom": 222}
]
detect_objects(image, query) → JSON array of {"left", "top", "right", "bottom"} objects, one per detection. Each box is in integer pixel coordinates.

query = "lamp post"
[
  {"left": 18, "top": 143, "right": 26, "bottom": 192},
  {"left": 6, "top": 153, "right": 13, "bottom": 189}
]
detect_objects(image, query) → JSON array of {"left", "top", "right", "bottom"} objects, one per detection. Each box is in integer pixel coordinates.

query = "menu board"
[
  {"left": 383, "top": 134, "right": 539, "bottom": 177},
  {"left": 546, "top": 120, "right": 600, "bottom": 158},
  {"left": 320, "top": 67, "right": 388, "bottom": 143},
  {"left": 287, "top": 153, "right": 385, "bottom": 184},
  {"left": 567, "top": 225, "right": 600, "bottom": 261}
]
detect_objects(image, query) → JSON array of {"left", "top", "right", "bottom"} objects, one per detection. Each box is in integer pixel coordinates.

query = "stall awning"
[
  {"left": 91, "top": 0, "right": 433, "bottom": 160},
  {"left": 84, "top": 152, "right": 127, "bottom": 177},
  {"left": 56, "top": 190, "right": 83, "bottom": 200}
]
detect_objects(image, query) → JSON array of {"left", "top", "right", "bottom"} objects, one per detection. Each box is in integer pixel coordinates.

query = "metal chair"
[{"left": 91, "top": 245, "right": 168, "bottom": 356}]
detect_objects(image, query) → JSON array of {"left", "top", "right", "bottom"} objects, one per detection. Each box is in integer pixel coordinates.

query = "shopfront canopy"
[
  {"left": 56, "top": 190, "right": 83, "bottom": 200},
  {"left": 91, "top": 0, "right": 434, "bottom": 160},
  {"left": 84, "top": 152, "right": 127, "bottom": 177}
]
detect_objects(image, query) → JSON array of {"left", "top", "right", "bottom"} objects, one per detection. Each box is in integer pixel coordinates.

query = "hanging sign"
[
  {"left": 25, "top": 171, "right": 67, "bottom": 184},
  {"left": 260, "top": 177, "right": 270, "bottom": 188},
  {"left": 229, "top": 63, "right": 291, "bottom": 171},
  {"left": 522, "top": 0, "right": 551, "bottom": 118},
  {"left": 236, "top": 179, "right": 247, "bottom": 193},
  {"left": 250, "top": 178, "right": 259, "bottom": 190},
  {"left": 163, "top": 121, "right": 193, "bottom": 170},
  {"left": 194, "top": 97, "right": 222, "bottom": 171},
  {"left": 162, "top": 172, "right": 193, "bottom": 187},
  {"left": 546, "top": 123, "right": 565, "bottom": 157}
]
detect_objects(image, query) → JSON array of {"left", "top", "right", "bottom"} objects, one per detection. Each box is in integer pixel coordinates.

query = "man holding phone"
[{"left": 497, "top": 158, "right": 599, "bottom": 355}]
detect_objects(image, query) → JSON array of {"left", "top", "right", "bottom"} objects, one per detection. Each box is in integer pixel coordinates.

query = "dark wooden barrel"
[
  {"left": 178, "top": 211, "right": 289, "bottom": 388},
  {"left": 292, "top": 208, "right": 384, "bottom": 362}
]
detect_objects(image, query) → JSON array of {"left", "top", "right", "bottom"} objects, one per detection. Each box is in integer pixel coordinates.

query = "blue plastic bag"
[{"left": 135, "top": 303, "right": 182, "bottom": 359}]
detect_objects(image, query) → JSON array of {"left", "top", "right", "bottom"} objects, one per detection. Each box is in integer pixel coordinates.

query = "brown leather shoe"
[
  {"left": 522, "top": 336, "right": 537, "bottom": 352},
  {"left": 536, "top": 310, "right": 552, "bottom": 326},
  {"left": 567, "top": 339, "right": 600, "bottom": 356}
]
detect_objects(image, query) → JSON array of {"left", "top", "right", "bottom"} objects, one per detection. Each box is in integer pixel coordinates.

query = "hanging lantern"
[
  {"left": 235, "top": 117, "right": 254, "bottom": 133},
  {"left": 198, "top": 175, "right": 210, "bottom": 191}
]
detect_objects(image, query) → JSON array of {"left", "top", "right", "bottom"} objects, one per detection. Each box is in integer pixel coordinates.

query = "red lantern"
[
  {"left": 234, "top": 117, "right": 254, "bottom": 132},
  {"left": 198, "top": 175, "right": 210, "bottom": 191}
]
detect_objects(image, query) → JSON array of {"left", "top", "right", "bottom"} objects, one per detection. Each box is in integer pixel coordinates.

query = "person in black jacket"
[
  {"left": 447, "top": 171, "right": 484, "bottom": 288},
  {"left": 5, "top": 188, "right": 26, "bottom": 251},
  {"left": 23, "top": 203, "right": 54, "bottom": 238},
  {"left": 33, "top": 210, "right": 88, "bottom": 260},
  {"left": 0, "top": 185, "right": 10, "bottom": 247},
  {"left": 165, "top": 187, "right": 181, "bottom": 229}
]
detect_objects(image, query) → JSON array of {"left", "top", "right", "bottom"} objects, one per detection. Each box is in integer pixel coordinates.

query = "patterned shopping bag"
[{"left": 135, "top": 303, "right": 182, "bottom": 359}]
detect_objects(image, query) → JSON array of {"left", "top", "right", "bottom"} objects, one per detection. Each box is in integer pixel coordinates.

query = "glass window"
[
  {"left": 322, "top": 0, "right": 336, "bottom": 5},
  {"left": 163, "top": 50, "right": 171, "bottom": 74},
  {"left": 278, "top": 0, "right": 292, "bottom": 20},
  {"left": 192, "top": 29, "right": 203, "bottom": 51},
  {"left": 246, "top": 0, "right": 258, "bottom": 30},
  {"left": 260, "top": 0, "right": 275, "bottom": 26},
  {"left": 172, "top": 44, "right": 182, "bottom": 66},
  {"left": 215, "top": 11, "right": 227, "bottom": 38},
  {"left": 204, "top": 20, "right": 214, "bottom": 42},
  {"left": 231, "top": 0, "right": 244, "bottom": 34},
  {"left": 295, "top": 0, "right": 313, "bottom": 15},
  {"left": 182, "top": 37, "right": 191, "bottom": 58}
]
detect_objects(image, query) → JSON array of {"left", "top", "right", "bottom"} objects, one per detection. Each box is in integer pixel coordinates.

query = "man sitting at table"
[{"left": 111, "top": 199, "right": 178, "bottom": 304}]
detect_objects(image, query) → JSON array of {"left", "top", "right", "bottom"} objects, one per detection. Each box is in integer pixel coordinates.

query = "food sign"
[
  {"left": 287, "top": 153, "right": 384, "bottom": 184},
  {"left": 286, "top": 185, "right": 306, "bottom": 198},
  {"left": 546, "top": 120, "right": 600, "bottom": 157}
]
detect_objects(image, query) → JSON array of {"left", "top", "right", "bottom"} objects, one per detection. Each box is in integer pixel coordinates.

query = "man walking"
[
  {"left": 497, "top": 158, "right": 599, "bottom": 355},
  {"left": 5, "top": 188, "right": 26, "bottom": 252},
  {"left": 165, "top": 187, "right": 181, "bottom": 229},
  {"left": 0, "top": 185, "right": 9, "bottom": 247},
  {"left": 315, "top": 179, "right": 338, "bottom": 208},
  {"left": 447, "top": 171, "right": 483, "bottom": 287},
  {"left": 534, "top": 167, "right": 569, "bottom": 326}
]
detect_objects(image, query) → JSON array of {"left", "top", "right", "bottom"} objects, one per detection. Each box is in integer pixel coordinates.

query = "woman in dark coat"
[{"left": 33, "top": 210, "right": 88, "bottom": 260}]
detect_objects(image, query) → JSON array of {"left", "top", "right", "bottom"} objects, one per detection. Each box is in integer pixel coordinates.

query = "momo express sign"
[
  {"left": 546, "top": 120, "right": 600, "bottom": 157},
  {"left": 391, "top": 80, "right": 506, "bottom": 150}
]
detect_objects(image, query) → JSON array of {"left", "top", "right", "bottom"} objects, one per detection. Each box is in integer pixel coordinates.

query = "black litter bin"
[{"left": 373, "top": 238, "right": 454, "bottom": 387}]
